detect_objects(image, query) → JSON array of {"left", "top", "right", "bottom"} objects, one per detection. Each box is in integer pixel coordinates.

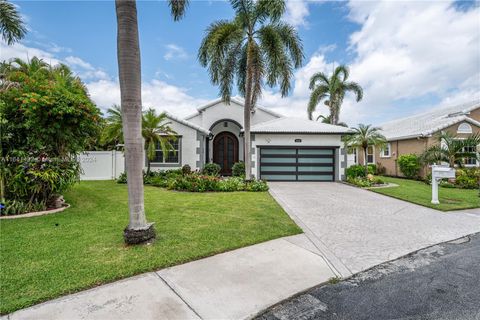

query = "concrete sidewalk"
[{"left": 6, "top": 235, "right": 336, "bottom": 320}]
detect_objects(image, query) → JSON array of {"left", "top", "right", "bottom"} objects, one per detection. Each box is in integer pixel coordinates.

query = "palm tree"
[
  {"left": 344, "top": 124, "right": 386, "bottom": 175},
  {"left": 101, "top": 105, "right": 124, "bottom": 146},
  {"left": 115, "top": 0, "right": 188, "bottom": 244},
  {"left": 316, "top": 114, "right": 348, "bottom": 127},
  {"left": 0, "top": 0, "right": 26, "bottom": 45},
  {"left": 198, "top": 0, "right": 303, "bottom": 179},
  {"left": 421, "top": 132, "right": 480, "bottom": 168},
  {"left": 142, "top": 109, "right": 177, "bottom": 174},
  {"left": 308, "top": 65, "right": 363, "bottom": 125}
]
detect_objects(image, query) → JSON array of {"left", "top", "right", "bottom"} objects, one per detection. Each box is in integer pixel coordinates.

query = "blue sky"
[{"left": 2, "top": 0, "right": 479, "bottom": 125}]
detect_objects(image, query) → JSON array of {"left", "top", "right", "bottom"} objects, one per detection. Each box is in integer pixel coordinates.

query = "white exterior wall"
[
  {"left": 79, "top": 151, "right": 125, "bottom": 180},
  {"left": 252, "top": 133, "right": 346, "bottom": 180},
  {"left": 150, "top": 119, "right": 202, "bottom": 171},
  {"left": 187, "top": 101, "right": 279, "bottom": 129}
]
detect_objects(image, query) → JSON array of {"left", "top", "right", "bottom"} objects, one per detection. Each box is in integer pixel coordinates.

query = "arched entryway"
[{"left": 213, "top": 131, "right": 239, "bottom": 175}]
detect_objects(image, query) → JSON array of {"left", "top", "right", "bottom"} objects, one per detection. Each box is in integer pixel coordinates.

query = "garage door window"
[{"left": 260, "top": 147, "right": 335, "bottom": 181}]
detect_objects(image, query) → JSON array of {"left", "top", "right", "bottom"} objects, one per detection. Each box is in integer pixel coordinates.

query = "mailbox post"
[{"left": 431, "top": 165, "right": 456, "bottom": 204}]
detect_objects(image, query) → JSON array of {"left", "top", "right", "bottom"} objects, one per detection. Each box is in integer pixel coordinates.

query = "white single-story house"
[{"left": 150, "top": 97, "right": 352, "bottom": 181}]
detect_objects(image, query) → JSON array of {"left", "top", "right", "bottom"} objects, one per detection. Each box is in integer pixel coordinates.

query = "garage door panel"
[{"left": 259, "top": 147, "right": 336, "bottom": 182}]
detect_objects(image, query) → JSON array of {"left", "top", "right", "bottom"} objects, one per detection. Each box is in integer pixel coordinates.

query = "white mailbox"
[{"left": 431, "top": 165, "right": 456, "bottom": 204}]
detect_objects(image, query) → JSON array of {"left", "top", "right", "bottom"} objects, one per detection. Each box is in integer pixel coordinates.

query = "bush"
[
  {"left": 232, "top": 162, "right": 245, "bottom": 177},
  {"left": 2, "top": 156, "right": 80, "bottom": 215},
  {"left": 455, "top": 170, "right": 478, "bottom": 189},
  {"left": 202, "top": 163, "right": 221, "bottom": 176},
  {"left": 347, "top": 176, "right": 372, "bottom": 187},
  {"left": 398, "top": 154, "right": 421, "bottom": 179},
  {"left": 246, "top": 180, "right": 269, "bottom": 192},
  {"left": 217, "top": 177, "right": 246, "bottom": 192},
  {"left": 182, "top": 164, "right": 191, "bottom": 175},
  {"left": 117, "top": 172, "right": 127, "bottom": 184},
  {"left": 346, "top": 164, "right": 376, "bottom": 178},
  {"left": 167, "top": 174, "right": 220, "bottom": 192}
]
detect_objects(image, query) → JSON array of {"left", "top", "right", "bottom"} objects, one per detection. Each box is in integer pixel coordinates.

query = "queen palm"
[
  {"left": 101, "top": 105, "right": 124, "bottom": 146},
  {"left": 0, "top": 0, "right": 26, "bottom": 45},
  {"left": 142, "top": 109, "right": 177, "bottom": 174},
  {"left": 421, "top": 132, "right": 480, "bottom": 168},
  {"left": 115, "top": 0, "right": 188, "bottom": 244},
  {"left": 308, "top": 65, "right": 363, "bottom": 125},
  {"left": 344, "top": 124, "right": 386, "bottom": 175},
  {"left": 198, "top": 0, "right": 303, "bottom": 179}
]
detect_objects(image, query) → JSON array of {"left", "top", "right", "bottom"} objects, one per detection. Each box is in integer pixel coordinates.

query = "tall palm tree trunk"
[
  {"left": 243, "top": 40, "right": 254, "bottom": 180},
  {"left": 363, "top": 146, "right": 369, "bottom": 176},
  {"left": 115, "top": 0, "right": 155, "bottom": 244}
]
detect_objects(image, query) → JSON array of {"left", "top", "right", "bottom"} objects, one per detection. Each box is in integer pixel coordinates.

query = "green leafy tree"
[
  {"left": 308, "top": 65, "right": 363, "bottom": 125},
  {"left": 115, "top": 0, "right": 188, "bottom": 244},
  {"left": 344, "top": 124, "right": 386, "bottom": 176},
  {"left": 198, "top": 0, "right": 303, "bottom": 179},
  {"left": 421, "top": 132, "right": 480, "bottom": 168},
  {"left": 142, "top": 108, "right": 177, "bottom": 174},
  {"left": 0, "top": 57, "right": 101, "bottom": 212},
  {"left": 0, "top": 0, "right": 26, "bottom": 45}
]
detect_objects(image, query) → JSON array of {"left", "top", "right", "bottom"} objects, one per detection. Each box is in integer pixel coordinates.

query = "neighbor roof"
[
  {"left": 248, "top": 117, "right": 353, "bottom": 134},
  {"left": 165, "top": 112, "right": 210, "bottom": 135},
  {"left": 380, "top": 100, "right": 480, "bottom": 140},
  {"left": 184, "top": 97, "right": 283, "bottom": 120}
]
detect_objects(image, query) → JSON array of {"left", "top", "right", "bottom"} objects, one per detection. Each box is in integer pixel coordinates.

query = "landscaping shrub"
[
  {"left": 246, "top": 180, "right": 269, "bottom": 192},
  {"left": 397, "top": 154, "right": 421, "bottom": 179},
  {"left": 117, "top": 172, "right": 127, "bottom": 184},
  {"left": 455, "top": 168, "right": 478, "bottom": 189},
  {"left": 232, "top": 161, "right": 245, "bottom": 177},
  {"left": 182, "top": 164, "right": 191, "bottom": 175},
  {"left": 2, "top": 157, "right": 80, "bottom": 215},
  {"left": 347, "top": 176, "right": 372, "bottom": 187},
  {"left": 217, "top": 177, "right": 246, "bottom": 192},
  {"left": 346, "top": 164, "right": 376, "bottom": 178},
  {"left": 201, "top": 163, "right": 221, "bottom": 176}
]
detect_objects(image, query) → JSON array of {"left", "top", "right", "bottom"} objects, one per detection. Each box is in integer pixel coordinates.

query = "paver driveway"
[{"left": 269, "top": 182, "right": 480, "bottom": 277}]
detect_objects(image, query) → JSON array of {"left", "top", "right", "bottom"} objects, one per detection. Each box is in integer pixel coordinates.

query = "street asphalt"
[{"left": 255, "top": 232, "right": 480, "bottom": 320}]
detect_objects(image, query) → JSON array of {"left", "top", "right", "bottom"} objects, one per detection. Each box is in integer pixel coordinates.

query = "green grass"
[
  {"left": 0, "top": 181, "right": 301, "bottom": 314},
  {"left": 370, "top": 176, "right": 480, "bottom": 211}
]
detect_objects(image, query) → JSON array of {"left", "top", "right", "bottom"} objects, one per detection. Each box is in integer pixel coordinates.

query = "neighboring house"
[
  {"left": 354, "top": 100, "right": 480, "bottom": 176},
  {"left": 151, "top": 97, "right": 352, "bottom": 181}
]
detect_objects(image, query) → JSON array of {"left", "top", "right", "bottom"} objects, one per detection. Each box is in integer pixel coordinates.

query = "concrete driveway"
[{"left": 269, "top": 182, "right": 480, "bottom": 277}]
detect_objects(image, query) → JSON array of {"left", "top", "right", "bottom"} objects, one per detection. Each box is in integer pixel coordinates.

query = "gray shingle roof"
[
  {"left": 249, "top": 117, "right": 353, "bottom": 134},
  {"left": 379, "top": 100, "right": 480, "bottom": 140}
]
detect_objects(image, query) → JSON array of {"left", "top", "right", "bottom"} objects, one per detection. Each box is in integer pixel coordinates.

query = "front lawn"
[
  {"left": 370, "top": 176, "right": 479, "bottom": 211},
  {"left": 0, "top": 181, "right": 301, "bottom": 314}
]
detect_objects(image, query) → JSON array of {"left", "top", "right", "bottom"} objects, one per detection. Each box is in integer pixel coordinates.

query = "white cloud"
[
  {"left": 260, "top": 49, "right": 333, "bottom": 119},
  {"left": 345, "top": 0, "right": 480, "bottom": 124},
  {"left": 87, "top": 78, "right": 207, "bottom": 116},
  {"left": 65, "top": 56, "right": 95, "bottom": 70},
  {"left": 163, "top": 44, "right": 188, "bottom": 61},
  {"left": 0, "top": 42, "right": 60, "bottom": 65},
  {"left": 263, "top": 1, "right": 480, "bottom": 126},
  {"left": 284, "top": 0, "right": 310, "bottom": 28}
]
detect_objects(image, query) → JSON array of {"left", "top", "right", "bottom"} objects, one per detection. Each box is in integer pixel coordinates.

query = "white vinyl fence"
[{"left": 78, "top": 151, "right": 125, "bottom": 180}]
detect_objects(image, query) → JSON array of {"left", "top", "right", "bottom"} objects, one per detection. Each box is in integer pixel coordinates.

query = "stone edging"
[{"left": 0, "top": 204, "right": 70, "bottom": 220}]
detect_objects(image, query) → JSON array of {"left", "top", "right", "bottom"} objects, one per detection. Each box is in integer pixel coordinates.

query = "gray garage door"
[{"left": 259, "top": 147, "right": 336, "bottom": 181}]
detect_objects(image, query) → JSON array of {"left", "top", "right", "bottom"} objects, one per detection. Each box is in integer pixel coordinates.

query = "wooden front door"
[{"left": 213, "top": 132, "right": 239, "bottom": 175}]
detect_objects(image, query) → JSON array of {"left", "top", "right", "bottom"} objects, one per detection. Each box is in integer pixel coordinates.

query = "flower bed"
[{"left": 117, "top": 169, "right": 269, "bottom": 192}]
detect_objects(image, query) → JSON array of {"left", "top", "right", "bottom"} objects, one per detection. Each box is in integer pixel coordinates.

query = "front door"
[{"left": 213, "top": 132, "right": 239, "bottom": 175}]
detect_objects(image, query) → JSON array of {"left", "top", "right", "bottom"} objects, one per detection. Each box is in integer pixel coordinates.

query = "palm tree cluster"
[
  {"left": 0, "top": 0, "right": 26, "bottom": 45},
  {"left": 421, "top": 132, "right": 480, "bottom": 168},
  {"left": 198, "top": 0, "right": 303, "bottom": 179},
  {"left": 308, "top": 65, "right": 363, "bottom": 125}
]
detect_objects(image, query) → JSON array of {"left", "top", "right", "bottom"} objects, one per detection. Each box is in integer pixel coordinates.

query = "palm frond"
[
  {"left": 168, "top": 0, "right": 189, "bottom": 21},
  {"left": 307, "top": 86, "right": 328, "bottom": 120},
  {"left": 255, "top": 0, "right": 285, "bottom": 23},
  {"left": 0, "top": 0, "right": 26, "bottom": 45}
]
